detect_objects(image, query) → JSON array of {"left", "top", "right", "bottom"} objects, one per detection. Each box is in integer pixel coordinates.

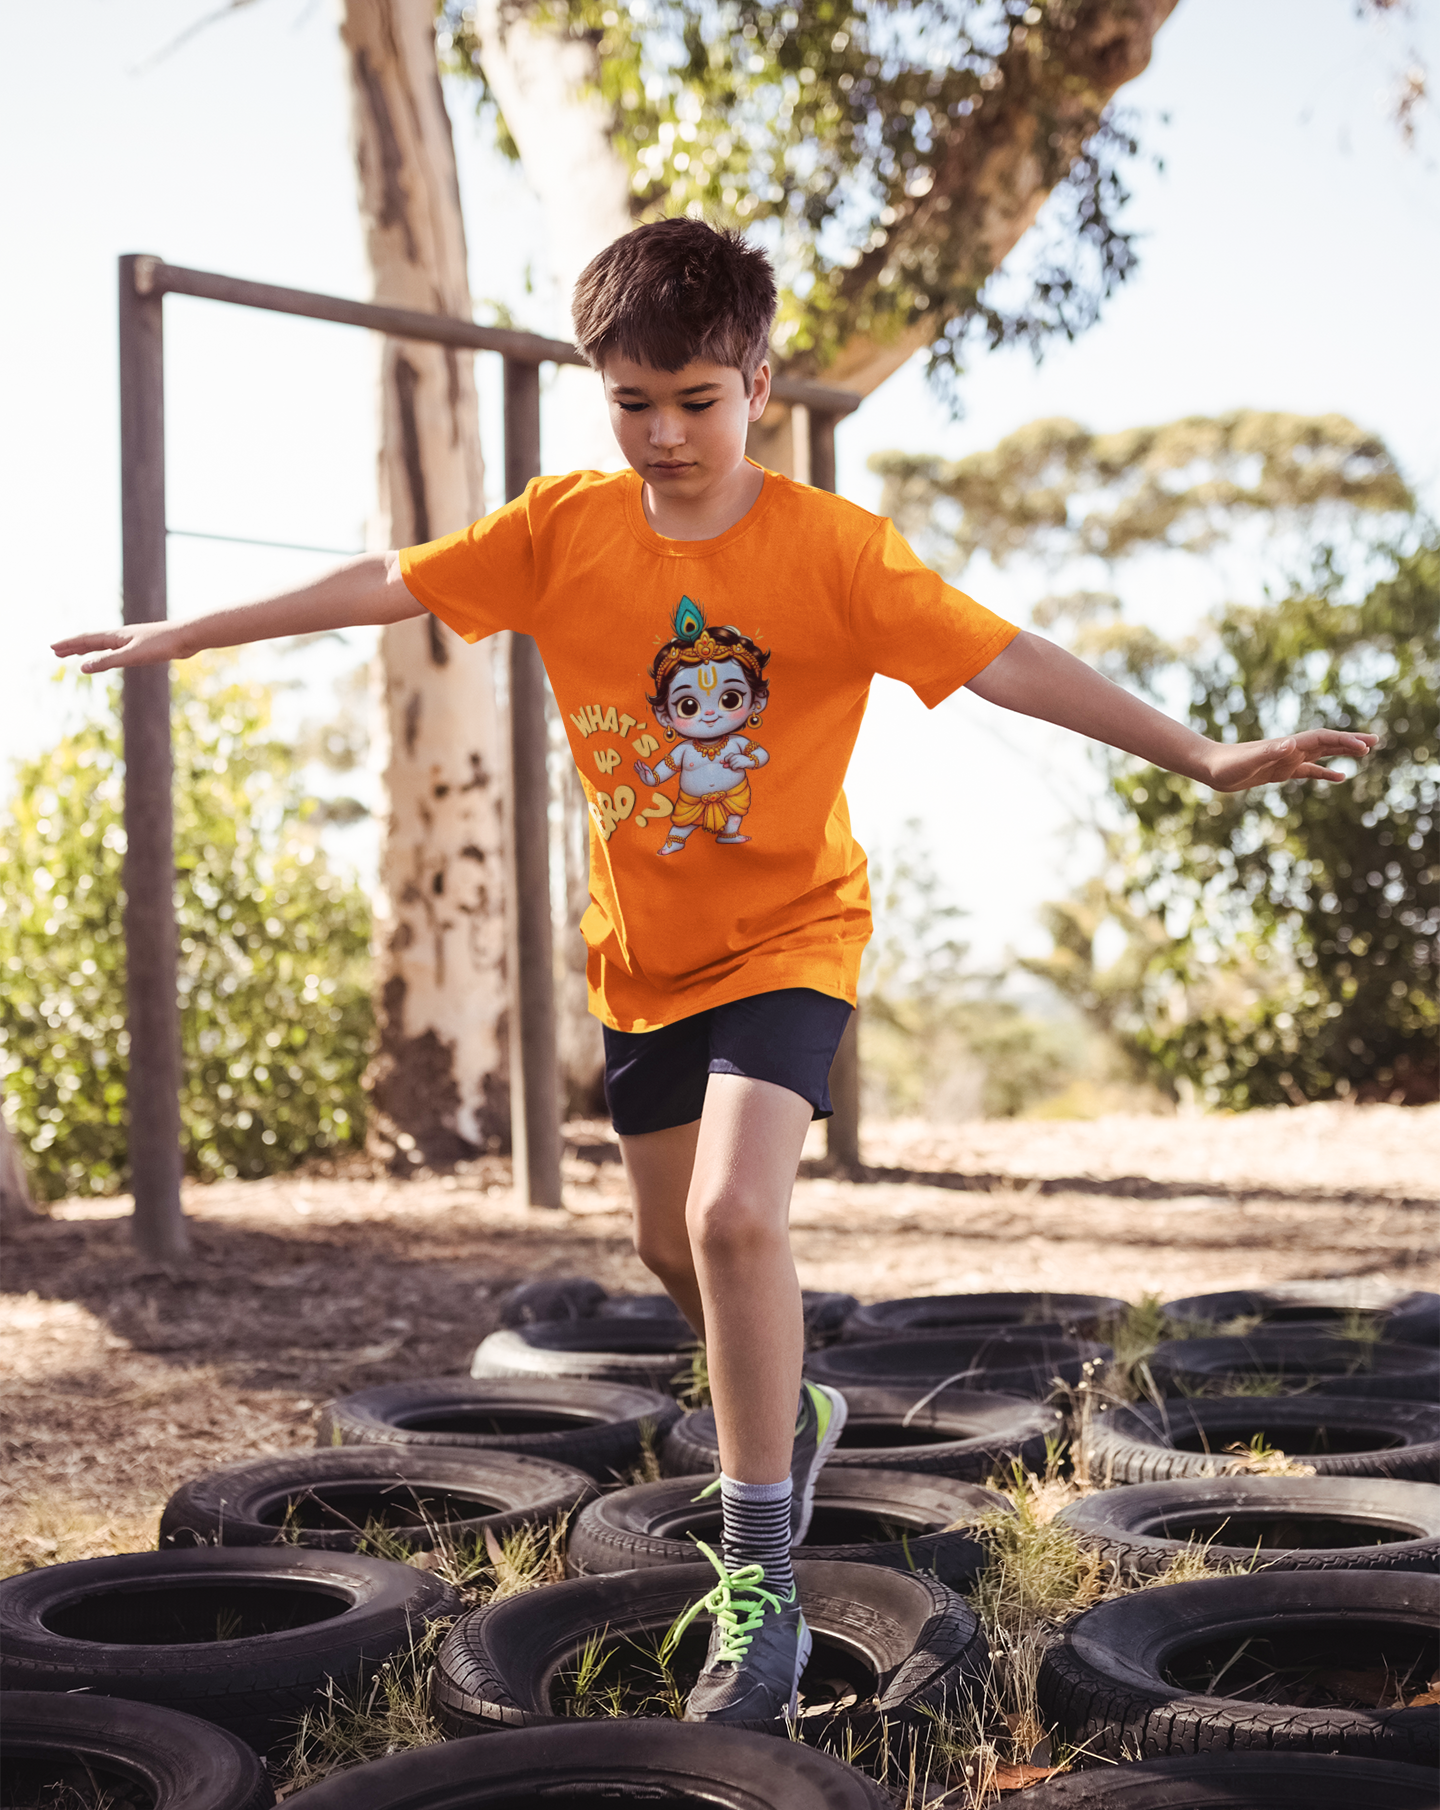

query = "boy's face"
[{"left": 602, "top": 355, "right": 771, "bottom": 499}]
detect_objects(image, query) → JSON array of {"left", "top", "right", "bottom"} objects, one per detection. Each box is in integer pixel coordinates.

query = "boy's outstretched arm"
[
  {"left": 966, "top": 630, "right": 1377, "bottom": 792},
  {"left": 51, "top": 553, "right": 425, "bottom": 672}
]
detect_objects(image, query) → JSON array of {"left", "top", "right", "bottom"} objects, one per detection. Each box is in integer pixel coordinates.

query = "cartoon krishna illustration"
[{"left": 634, "top": 597, "right": 771, "bottom": 855}]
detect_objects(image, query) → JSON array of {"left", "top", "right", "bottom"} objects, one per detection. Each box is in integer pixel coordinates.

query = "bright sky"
[{"left": 3, "top": 0, "right": 1435, "bottom": 967}]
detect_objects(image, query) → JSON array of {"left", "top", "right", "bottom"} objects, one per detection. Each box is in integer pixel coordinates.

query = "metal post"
[
  {"left": 808, "top": 406, "right": 860, "bottom": 1172},
  {"left": 118, "top": 255, "right": 189, "bottom": 1260},
  {"left": 807, "top": 409, "right": 837, "bottom": 496},
  {"left": 503, "top": 358, "right": 563, "bottom": 1209}
]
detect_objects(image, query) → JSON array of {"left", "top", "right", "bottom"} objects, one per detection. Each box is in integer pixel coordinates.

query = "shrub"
[
  {"left": 0, "top": 665, "right": 373, "bottom": 1201},
  {"left": 1122, "top": 539, "right": 1438, "bottom": 1104}
]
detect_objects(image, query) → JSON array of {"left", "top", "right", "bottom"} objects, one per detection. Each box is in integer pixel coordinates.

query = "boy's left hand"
[{"left": 1203, "top": 730, "right": 1378, "bottom": 793}]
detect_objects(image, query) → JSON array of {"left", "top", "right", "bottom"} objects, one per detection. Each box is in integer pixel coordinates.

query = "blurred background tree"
[
  {"left": 873, "top": 409, "right": 1436, "bottom": 1107},
  {"left": 857, "top": 821, "right": 1153, "bottom": 1120},
  {"left": 1030, "top": 541, "right": 1438, "bottom": 1106},
  {"left": 0, "top": 665, "right": 373, "bottom": 1202}
]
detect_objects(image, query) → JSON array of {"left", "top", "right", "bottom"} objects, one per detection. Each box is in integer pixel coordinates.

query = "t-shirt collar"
[{"left": 624, "top": 460, "right": 778, "bottom": 557}]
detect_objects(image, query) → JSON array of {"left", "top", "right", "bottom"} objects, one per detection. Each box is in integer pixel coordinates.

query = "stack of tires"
[
  {"left": 426, "top": 1283, "right": 1033, "bottom": 1764},
  {"left": 0, "top": 1280, "right": 1044, "bottom": 1804},
  {"left": 4, "top": 1280, "right": 1437, "bottom": 1808},
  {"left": 1040, "top": 1284, "right": 1440, "bottom": 1800}
]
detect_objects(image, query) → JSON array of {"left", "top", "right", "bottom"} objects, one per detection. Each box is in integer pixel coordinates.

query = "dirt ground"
[{"left": 3, "top": 1101, "right": 1436, "bottom": 1576}]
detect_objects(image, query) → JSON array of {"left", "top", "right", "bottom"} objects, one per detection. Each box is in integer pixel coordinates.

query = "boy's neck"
[{"left": 640, "top": 459, "right": 766, "bottom": 543}]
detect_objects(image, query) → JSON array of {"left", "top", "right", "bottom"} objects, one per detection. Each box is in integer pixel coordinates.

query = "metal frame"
[{"left": 116, "top": 254, "right": 862, "bottom": 1256}]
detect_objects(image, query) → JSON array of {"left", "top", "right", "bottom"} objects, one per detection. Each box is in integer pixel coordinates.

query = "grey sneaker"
[
  {"left": 790, "top": 1381, "right": 848, "bottom": 1546},
  {"left": 672, "top": 1541, "right": 811, "bottom": 1723}
]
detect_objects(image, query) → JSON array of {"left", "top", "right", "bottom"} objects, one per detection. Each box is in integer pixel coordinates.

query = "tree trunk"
[
  {"left": 763, "top": 0, "right": 1181, "bottom": 465},
  {"left": 0, "top": 1110, "right": 39, "bottom": 1229},
  {"left": 467, "top": 0, "right": 639, "bottom": 1100},
  {"left": 468, "top": 0, "right": 633, "bottom": 312},
  {"left": 813, "top": 0, "right": 1182, "bottom": 398},
  {"left": 341, "top": 0, "right": 511, "bottom": 1168},
  {"left": 557, "top": 753, "right": 606, "bottom": 1116}
]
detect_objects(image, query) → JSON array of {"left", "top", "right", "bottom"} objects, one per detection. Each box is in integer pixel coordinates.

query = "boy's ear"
[{"left": 747, "top": 360, "right": 772, "bottom": 423}]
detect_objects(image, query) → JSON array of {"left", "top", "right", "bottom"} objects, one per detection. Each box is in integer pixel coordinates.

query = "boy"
[{"left": 55, "top": 218, "right": 1375, "bottom": 1723}]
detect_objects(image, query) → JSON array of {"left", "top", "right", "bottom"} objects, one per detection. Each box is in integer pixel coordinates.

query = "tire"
[
  {"left": 0, "top": 1691, "right": 273, "bottom": 1810},
  {"left": 316, "top": 1377, "right": 680, "bottom": 1482},
  {"left": 801, "top": 1291, "right": 863, "bottom": 1339},
  {"left": 1162, "top": 1288, "right": 1440, "bottom": 1348},
  {"left": 662, "top": 1387, "right": 1061, "bottom": 1482},
  {"left": 1149, "top": 1334, "right": 1440, "bottom": 1402},
  {"left": 606, "top": 1289, "right": 859, "bottom": 1341},
  {"left": 433, "top": 1558, "right": 989, "bottom": 1748},
  {"left": 1011, "top": 1751, "right": 1440, "bottom": 1807},
  {"left": 1037, "top": 1569, "right": 1439, "bottom": 1766},
  {"left": 471, "top": 1320, "right": 698, "bottom": 1394},
  {"left": 566, "top": 1469, "right": 1008, "bottom": 1585},
  {"left": 1055, "top": 1476, "right": 1440, "bottom": 1578},
  {"left": 278, "top": 1720, "right": 892, "bottom": 1808},
  {"left": 806, "top": 1333, "right": 1109, "bottom": 1400},
  {"left": 1081, "top": 1397, "right": 1440, "bottom": 1486},
  {"left": 160, "top": 1447, "right": 595, "bottom": 1553},
  {"left": 841, "top": 1292, "right": 1125, "bottom": 1342},
  {"left": 0, "top": 1547, "right": 459, "bottom": 1755},
  {"left": 499, "top": 1276, "right": 609, "bottom": 1327},
  {"left": 604, "top": 1291, "right": 686, "bottom": 1319}
]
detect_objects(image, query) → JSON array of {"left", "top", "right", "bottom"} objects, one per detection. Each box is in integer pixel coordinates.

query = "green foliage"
[
  {"left": 876, "top": 403, "right": 1434, "bottom": 1108},
  {"left": 441, "top": 0, "right": 1145, "bottom": 388},
  {"left": 873, "top": 411, "right": 1414, "bottom": 576},
  {"left": 0, "top": 665, "right": 373, "bottom": 1201},
  {"left": 860, "top": 824, "right": 1087, "bottom": 1119},
  {"left": 1025, "top": 539, "right": 1439, "bottom": 1106}
]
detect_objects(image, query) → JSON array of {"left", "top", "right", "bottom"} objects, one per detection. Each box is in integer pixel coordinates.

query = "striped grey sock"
[{"left": 720, "top": 1474, "right": 795, "bottom": 1597}]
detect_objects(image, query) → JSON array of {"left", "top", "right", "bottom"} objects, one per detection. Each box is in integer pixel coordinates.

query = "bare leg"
[
  {"left": 619, "top": 1119, "right": 705, "bottom": 1339},
  {"left": 687, "top": 1072, "right": 813, "bottom": 1483}
]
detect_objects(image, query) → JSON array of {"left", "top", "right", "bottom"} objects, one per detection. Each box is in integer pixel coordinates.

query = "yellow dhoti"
[{"left": 672, "top": 777, "right": 752, "bottom": 834}]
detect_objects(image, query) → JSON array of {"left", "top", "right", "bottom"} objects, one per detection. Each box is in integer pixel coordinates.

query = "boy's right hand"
[
  {"left": 51, "top": 555, "right": 424, "bottom": 671},
  {"left": 52, "top": 620, "right": 193, "bottom": 672}
]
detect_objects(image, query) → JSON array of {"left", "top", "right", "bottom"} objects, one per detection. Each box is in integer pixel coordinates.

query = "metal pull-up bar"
[{"left": 116, "top": 254, "right": 862, "bottom": 1259}]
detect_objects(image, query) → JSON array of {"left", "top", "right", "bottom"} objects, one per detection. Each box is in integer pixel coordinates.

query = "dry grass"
[
  {"left": 675, "top": 1345, "right": 712, "bottom": 1412},
  {"left": 1, "top": 1490, "right": 163, "bottom": 1578},
  {"left": 618, "top": 1416, "right": 665, "bottom": 1488},
  {"left": 279, "top": 1620, "right": 450, "bottom": 1799},
  {"left": 276, "top": 1513, "right": 571, "bottom": 1795}
]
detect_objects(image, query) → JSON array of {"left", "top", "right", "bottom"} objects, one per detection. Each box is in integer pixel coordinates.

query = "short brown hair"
[{"left": 572, "top": 219, "right": 777, "bottom": 385}]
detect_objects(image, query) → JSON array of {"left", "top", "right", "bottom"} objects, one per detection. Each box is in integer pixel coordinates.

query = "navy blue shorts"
[{"left": 603, "top": 988, "right": 854, "bottom": 1137}]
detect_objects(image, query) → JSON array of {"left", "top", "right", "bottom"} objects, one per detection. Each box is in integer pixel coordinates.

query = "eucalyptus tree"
[
  {"left": 445, "top": 0, "right": 1180, "bottom": 465},
  {"left": 339, "top": 0, "right": 512, "bottom": 1169}
]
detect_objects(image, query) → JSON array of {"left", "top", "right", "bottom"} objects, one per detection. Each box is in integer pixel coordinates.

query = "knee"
[
  {"left": 634, "top": 1224, "right": 691, "bottom": 1284},
  {"left": 687, "top": 1190, "right": 783, "bottom": 1265}
]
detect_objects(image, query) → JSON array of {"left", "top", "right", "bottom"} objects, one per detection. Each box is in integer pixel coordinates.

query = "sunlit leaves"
[{"left": 441, "top": 0, "right": 1146, "bottom": 388}]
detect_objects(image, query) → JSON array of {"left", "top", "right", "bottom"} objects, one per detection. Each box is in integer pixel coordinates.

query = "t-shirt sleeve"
[
  {"left": 848, "top": 517, "right": 1020, "bottom": 706},
  {"left": 397, "top": 487, "right": 537, "bottom": 643}
]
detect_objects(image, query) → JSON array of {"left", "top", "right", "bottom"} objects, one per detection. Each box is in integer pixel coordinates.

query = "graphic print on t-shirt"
[{"left": 630, "top": 597, "right": 772, "bottom": 855}]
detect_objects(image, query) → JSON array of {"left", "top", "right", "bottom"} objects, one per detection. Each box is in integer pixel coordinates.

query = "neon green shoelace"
[{"left": 667, "top": 1539, "right": 789, "bottom": 1666}]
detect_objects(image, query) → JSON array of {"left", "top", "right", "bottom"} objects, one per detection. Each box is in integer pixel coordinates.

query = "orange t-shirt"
[{"left": 400, "top": 467, "right": 1018, "bottom": 1032}]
